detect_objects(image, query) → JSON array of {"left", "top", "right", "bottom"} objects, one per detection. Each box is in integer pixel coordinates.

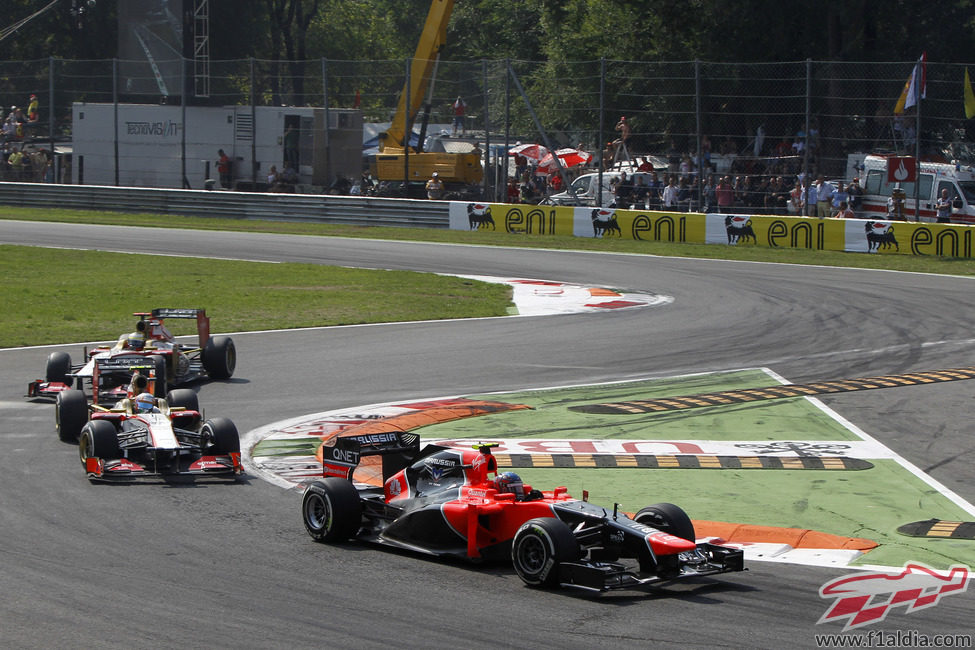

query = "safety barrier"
[
  {"left": 0, "top": 182, "right": 450, "bottom": 229},
  {"left": 3, "top": 182, "right": 973, "bottom": 258}
]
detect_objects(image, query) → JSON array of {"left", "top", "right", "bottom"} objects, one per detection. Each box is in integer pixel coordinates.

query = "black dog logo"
[
  {"left": 467, "top": 203, "right": 495, "bottom": 230},
  {"left": 725, "top": 215, "right": 756, "bottom": 244},
  {"left": 864, "top": 221, "right": 899, "bottom": 252},
  {"left": 591, "top": 209, "right": 622, "bottom": 237}
]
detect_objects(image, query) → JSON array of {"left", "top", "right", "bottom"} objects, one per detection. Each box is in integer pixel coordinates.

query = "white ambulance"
[{"left": 858, "top": 154, "right": 975, "bottom": 224}]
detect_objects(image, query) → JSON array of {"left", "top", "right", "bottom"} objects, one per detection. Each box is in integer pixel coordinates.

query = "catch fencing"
[{"left": 1, "top": 56, "right": 973, "bottom": 200}]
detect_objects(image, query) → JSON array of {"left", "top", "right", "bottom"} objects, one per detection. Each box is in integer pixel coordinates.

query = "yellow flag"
[{"left": 965, "top": 68, "right": 975, "bottom": 119}]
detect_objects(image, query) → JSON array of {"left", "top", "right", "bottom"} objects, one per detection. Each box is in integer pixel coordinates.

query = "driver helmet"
[
  {"left": 135, "top": 392, "right": 156, "bottom": 413},
  {"left": 127, "top": 333, "right": 146, "bottom": 350},
  {"left": 495, "top": 472, "right": 525, "bottom": 499}
]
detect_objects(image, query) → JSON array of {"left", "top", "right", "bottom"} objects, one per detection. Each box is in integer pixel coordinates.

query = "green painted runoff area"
[{"left": 417, "top": 369, "right": 974, "bottom": 569}]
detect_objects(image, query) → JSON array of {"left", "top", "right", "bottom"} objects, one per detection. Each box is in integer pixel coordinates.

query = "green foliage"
[
  {"left": 5, "top": 0, "right": 975, "bottom": 65},
  {"left": 0, "top": 244, "right": 512, "bottom": 347}
]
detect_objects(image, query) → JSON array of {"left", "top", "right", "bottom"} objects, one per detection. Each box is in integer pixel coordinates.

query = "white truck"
[
  {"left": 541, "top": 170, "right": 656, "bottom": 207},
  {"left": 857, "top": 154, "right": 975, "bottom": 224},
  {"left": 70, "top": 103, "right": 363, "bottom": 191}
]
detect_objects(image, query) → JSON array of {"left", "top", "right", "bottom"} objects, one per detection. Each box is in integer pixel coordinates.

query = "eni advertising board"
[{"left": 447, "top": 203, "right": 975, "bottom": 258}]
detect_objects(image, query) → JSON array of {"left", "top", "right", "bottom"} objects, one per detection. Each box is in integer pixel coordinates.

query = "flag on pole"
[
  {"left": 965, "top": 68, "right": 975, "bottom": 119},
  {"left": 894, "top": 53, "right": 927, "bottom": 115}
]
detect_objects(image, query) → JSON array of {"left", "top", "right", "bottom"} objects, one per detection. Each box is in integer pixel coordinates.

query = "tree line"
[{"left": 5, "top": 0, "right": 974, "bottom": 67}]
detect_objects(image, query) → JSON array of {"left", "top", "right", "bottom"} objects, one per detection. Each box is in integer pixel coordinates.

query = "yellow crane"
[{"left": 373, "top": 0, "right": 483, "bottom": 191}]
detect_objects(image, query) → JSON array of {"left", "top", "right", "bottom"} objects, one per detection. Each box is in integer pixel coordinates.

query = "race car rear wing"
[
  {"left": 320, "top": 429, "right": 420, "bottom": 482},
  {"left": 149, "top": 308, "right": 210, "bottom": 347},
  {"left": 93, "top": 357, "right": 160, "bottom": 405}
]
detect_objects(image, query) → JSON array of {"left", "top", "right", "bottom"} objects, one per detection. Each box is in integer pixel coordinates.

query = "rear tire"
[
  {"left": 634, "top": 503, "right": 696, "bottom": 542},
  {"left": 165, "top": 388, "right": 199, "bottom": 413},
  {"left": 203, "top": 336, "right": 236, "bottom": 380},
  {"left": 79, "top": 420, "right": 120, "bottom": 466},
  {"left": 55, "top": 389, "right": 88, "bottom": 443},
  {"left": 200, "top": 417, "right": 239, "bottom": 454},
  {"left": 302, "top": 478, "right": 362, "bottom": 542},
  {"left": 45, "top": 351, "right": 72, "bottom": 384},
  {"left": 511, "top": 517, "right": 581, "bottom": 587}
]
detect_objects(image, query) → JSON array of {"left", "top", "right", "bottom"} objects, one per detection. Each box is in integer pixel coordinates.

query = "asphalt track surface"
[{"left": 2, "top": 220, "right": 974, "bottom": 648}]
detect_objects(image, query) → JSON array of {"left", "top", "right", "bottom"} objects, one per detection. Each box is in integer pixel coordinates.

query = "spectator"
[
  {"left": 283, "top": 124, "right": 299, "bottom": 170},
  {"left": 814, "top": 175, "right": 835, "bottom": 219},
  {"left": 715, "top": 176, "right": 734, "bottom": 213},
  {"left": 615, "top": 171, "right": 633, "bottom": 207},
  {"left": 632, "top": 176, "right": 649, "bottom": 209},
  {"left": 646, "top": 171, "right": 662, "bottom": 210},
  {"left": 788, "top": 181, "right": 804, "bottom": 215},
  {"left": 506, "top": 179, "right": 519, "bottom": 203},
  {"left": 662, "top": 176, "right": 679, "bottom": 210},
  {"left": 266, "top": 165, "right": 281, "bottom": 191},
  {"left": 8, "top": 146, "right": 26, "bottom": 180},
  {"left": 676, "top": 178, "right": 692, "bottom": 211},
  {"left": 636, "top": 156, "right": 654, "bottom": 172},
  {"left": 701, "top": 175, "right": 717, "bottom": 212},
  {"left": 832, "top": 201, "right": 855, "bottom": 219},
  {"left": 847, "top": 177, "right": 863, "bottom": 217},
  {"left": 425, "top": 172, "right": 445, "bottom": 200},
  {"left": 935, "top": 188, "right": 953, "bottom": 223},
  {"left": 280, "top": 162, "right": 298, "bottom": 192},
  {"left": 831, "top": 182, "right": 849, "bottom": 213},
  {"left": 452, "top": 96, "right": 466, "bottom": 135},
  {"left": 887, "top": 186, "right": 907, "bottom": 221},
  {"left": 614, "top": 116, "right": 632, "bottom": 156},
  {"left": 27, "top": 94, "right": 38, "bottom": 123},
  {"left": 216, "top": 149, "right": 232, "bottom": 189}
]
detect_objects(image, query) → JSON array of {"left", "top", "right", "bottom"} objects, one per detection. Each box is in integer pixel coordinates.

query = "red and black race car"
[
  {"left": 28, "top": 308, "right": 236, "bottom": 402},
  {"left": 300, "top": 432, "right": 744, "bottom": 591},
  {"left": 54, "top": 357, "right": 242, "bottom": 481}
]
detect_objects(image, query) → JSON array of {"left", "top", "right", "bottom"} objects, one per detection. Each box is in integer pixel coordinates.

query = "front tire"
[
  {"left": 55, "top": 389, "right": 88, "bottom": 443},
  {"left": 634, "top": 503, "right": 696, "bottom": 542},
  {"left": 79, "top": 420, "right": 121, "bottom": 466},
  {"left": 302, "top": 478, "right": 362, "bottom": 542},
  {"left": 510, "top": 517, "right": 581, "bottom": 587},
  {"left": 203, "top": 336, "right": 236, "bottom": 380},
  {"left": 200, "top": 417, "right": 239, "bottom": 454}
]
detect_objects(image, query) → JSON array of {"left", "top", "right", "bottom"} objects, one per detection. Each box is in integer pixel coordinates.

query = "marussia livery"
[
  {"left": 301, "top": 432, "right": 744, "bottom": 591},
  {"left": 28, "top": 308, "right": 236, "bottom": 402}
]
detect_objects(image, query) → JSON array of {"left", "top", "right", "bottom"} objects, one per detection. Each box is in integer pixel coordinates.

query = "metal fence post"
[
  {"left": 250, "top": 57, "right": 256, "bottom": 184},
  {"left": 181, "top": 56, "right": 188, "bottom": 188},
  {"left": 803, "top": 58, "right": 811, "bottom": 208},
  {"left": 48, "top": 56, "right": 54, "bottom": 154},
  {"left": 482, "top": 59, "right": 490, "bottom": 201},
  {"left": 598, "top": 57, "right": 605, "bottom": 207},
  {"left": 404, "top": 57, "right": 411, "bottom": 194},
  {"left": 695, "top": 59, "right": 702, "bottom": 212},
  {"left": 322, "top": 57, "right": 331, "bottom": 189},
  {"left": 113, "top": 58, "right": 119, "bottom": 186}
]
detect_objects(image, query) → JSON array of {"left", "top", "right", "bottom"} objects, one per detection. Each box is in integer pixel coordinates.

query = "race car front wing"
[{"left": 557, "top": 542, "right": 745, "bottom": 592}]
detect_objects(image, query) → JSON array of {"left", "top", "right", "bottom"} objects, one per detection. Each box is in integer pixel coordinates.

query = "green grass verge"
[
  {"left": 0, "top": 245, "right": 511, "bottom": 348},
  {"left": 4, "top": 205, "right": 975, "bottom": 276}
]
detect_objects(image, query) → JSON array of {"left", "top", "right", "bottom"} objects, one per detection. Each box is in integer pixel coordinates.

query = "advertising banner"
[{"left": 447, "top": 203, "right": 974, "bottom": 258}]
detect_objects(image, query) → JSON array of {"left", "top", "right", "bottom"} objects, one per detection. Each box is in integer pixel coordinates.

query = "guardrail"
[{"left": 0, "top": 182, "right": 450, "bottom": 229}]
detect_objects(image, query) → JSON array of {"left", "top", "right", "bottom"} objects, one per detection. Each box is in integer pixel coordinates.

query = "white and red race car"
[
  {"left": 28, "top": 308, "right": 236, "bottom": 403},
  {"left": 54, "top": 357, "right": 242, "bottom": 481}
]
